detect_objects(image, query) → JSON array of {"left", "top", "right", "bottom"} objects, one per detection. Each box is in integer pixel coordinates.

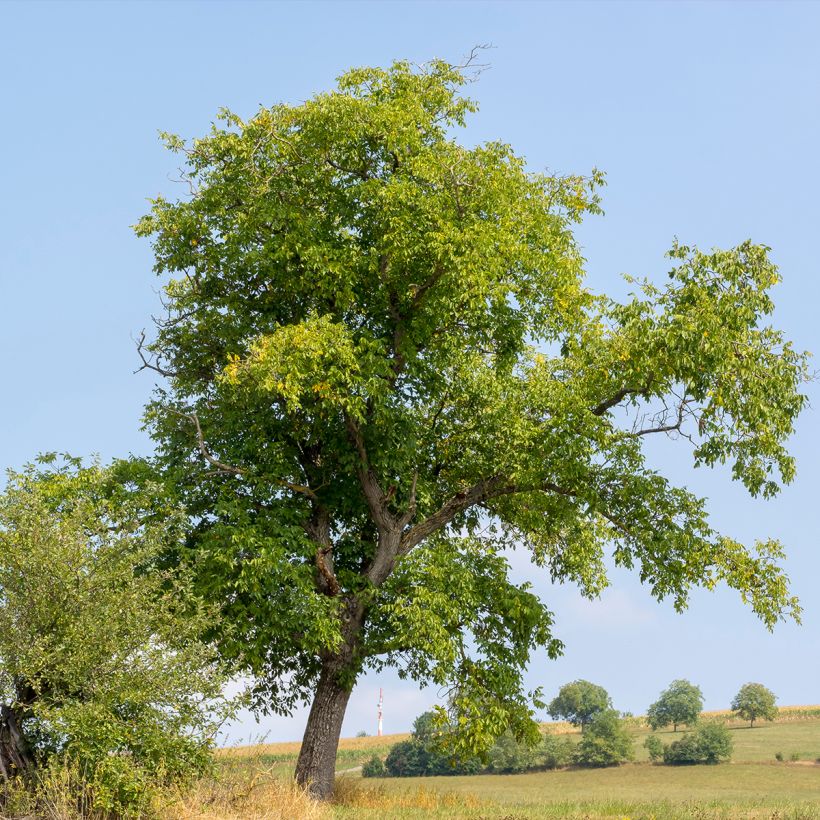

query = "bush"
[
  {"left": 383, "top": 738, "right": 481, "bottom": 776},
  {"left": 644, "top": 734, "right": 664, "bottom": 762},
  {"left": 0, "top": 460, "right": 235, "bottom": 816},
  {"left": 384, "top": 739, "right": 427, "bottom": 777},
  {"left": 574, "top": 709, "right": 634, "bottom": 767},
  {"left": 539, "top": 733, "right": 575, "bottom": 769},
  {"left": 361, "top": 755, "right": 385, "bottom": 778},
  {"left": 775, "top": 751, "right": 784, "bottom": 761},
  {"left": 663, "top": 723, "right": 733, "bottom": 765},
  {"left": 486, "top": 730, "right": 537, "bottom": 773}
]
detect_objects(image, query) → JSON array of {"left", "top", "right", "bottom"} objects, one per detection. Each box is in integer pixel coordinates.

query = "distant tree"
[
  {"left": 647, "top": 680, "right": 703, "bottom": 732},
  {"left": 644, "top": 734, "right": 664, "bottom": 762},
  {"left": 548, "top": 681, "right": 612, "bottom": 730},
  {"left": 411, "top": 710, "right": 442, "bottom": 744},
  {"left": 662, "top": 722, "right": 733, "bottom": 765},
  {"left": 731, "top": 683, "right": 778, "bottom": 728},
  {"left": 574, "top": 709, "right": 634, "bottom": 767}
]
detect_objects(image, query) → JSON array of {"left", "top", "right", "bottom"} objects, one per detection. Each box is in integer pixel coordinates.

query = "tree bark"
[
  {"left": 0, "top": 704, "right": 32, "bottom": 782},
  {"left": 294, "top": 660, "right": 354, "bottom": 799}
]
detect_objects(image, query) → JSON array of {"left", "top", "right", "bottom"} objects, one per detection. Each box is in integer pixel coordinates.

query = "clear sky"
[{"left": 1, "top": 1, "right": 818, "bottom": 743}]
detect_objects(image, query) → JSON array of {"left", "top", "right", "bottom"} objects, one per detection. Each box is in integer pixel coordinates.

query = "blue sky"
[{"left": 1, "top": 1, "right": 818, "bottom": 743}]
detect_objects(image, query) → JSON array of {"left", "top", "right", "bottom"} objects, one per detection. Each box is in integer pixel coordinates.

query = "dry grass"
[
  {"left": 157, "top": 759, "right": 484, "bottom": 820},
  {"left": 159, "top": 751, "right": 330, "bottom": 820}
]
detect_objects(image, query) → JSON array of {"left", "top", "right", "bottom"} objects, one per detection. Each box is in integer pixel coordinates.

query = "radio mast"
[{"left": 377, "top": 688, "right": 384, "bottom": 737}]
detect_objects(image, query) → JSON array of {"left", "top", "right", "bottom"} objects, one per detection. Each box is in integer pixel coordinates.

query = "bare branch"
[
  {"left": 133, "top": 330, "right": 177, "bottom": 378},
  {"left": 631, "top": 392, "right": 694, "bottom": 439}
]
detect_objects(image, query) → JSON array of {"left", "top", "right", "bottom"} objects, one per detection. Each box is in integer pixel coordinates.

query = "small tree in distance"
[
  {"left": 648, "top": 680, "right": 703, "bottom": 732},
  {"left": 548, "top": 680, "right": 612, "bottom": 730},
  {"left": 731, "top": 683, "right": 778, "bottom": 728}
]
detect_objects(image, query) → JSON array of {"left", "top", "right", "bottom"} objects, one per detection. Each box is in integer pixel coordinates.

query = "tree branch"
[
  {"left": 177, "top": 411, "right": 318, "bottom": 499},
  {"left": 133, "top": 330, "right": 177, "bottom": 378}
]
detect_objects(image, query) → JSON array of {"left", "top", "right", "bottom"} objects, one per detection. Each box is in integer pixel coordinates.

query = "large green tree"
[{"left": 135, "top": 58, "right": 809, "bottom": 798}]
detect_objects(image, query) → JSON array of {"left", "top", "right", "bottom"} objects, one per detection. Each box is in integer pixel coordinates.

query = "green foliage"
[
  {"left": 662, "top": 723, "right": 733, "bottom": 765},
  {"left": 574, "top": 710, "right": 634, "bottom": 767},
  {"left": 487, "top": 730, "right": 539, "bottom": 774},
  {"left": 361, "top": 755, "right": 385, "bottom": 778},
  {"left": 732, "top": 683, "right": 778, "bottom": 727},
  {"left": 538, "top": 733, "right": 575, "bottom": 769},
  {"left": 383, "top": 712, "right": 482, "bottom": 777},
  {"left": 136, "top": 55, "right": 809, "bottom": 764},
  {"left": 0, "top": 458, "right": 235, "bottom": 815},
  {"left": 647, "top": 680, "right": 704, "bottom": 731},
  {"left": 548, "top": 680, "right": 611, "bottom": 728},
  {"left": 644, "top": 734, "right": 665, "bottom": 762}
]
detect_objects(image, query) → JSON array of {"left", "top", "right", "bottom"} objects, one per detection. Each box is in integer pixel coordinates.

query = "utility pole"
[{"left": 377, "top": 688, "right": 383, "bottom": 737}]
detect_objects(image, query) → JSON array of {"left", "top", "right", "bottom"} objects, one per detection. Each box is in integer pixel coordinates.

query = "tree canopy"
[
  {"left": 135, "top": 57, "right": 809, "bottom": 797},
  {"left": 547, "top": 680, "right": 611, "bottom": 728},
  {"left": 648, "top": 680, "right": 704, "bottom": 732},
  {"left": 731, "top": 683, "right": 778, "bottom": 727}
]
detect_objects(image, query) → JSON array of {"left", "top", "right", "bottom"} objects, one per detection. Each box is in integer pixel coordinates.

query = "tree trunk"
[
  {"left": 0, "top": 704, "right": 32, "bottom": 782},
  {"left": 294, "top": 661, "right": 353, "bottom": 800}
]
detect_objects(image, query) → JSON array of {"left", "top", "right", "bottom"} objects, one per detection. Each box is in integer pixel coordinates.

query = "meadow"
[{"left": 161, "top": 707, "right": 820, "bottom": 819}]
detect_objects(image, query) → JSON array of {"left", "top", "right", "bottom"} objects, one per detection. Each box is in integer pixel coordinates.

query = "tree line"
[{"left": 363, "top": 679, "right": 779, "bottom": 777}]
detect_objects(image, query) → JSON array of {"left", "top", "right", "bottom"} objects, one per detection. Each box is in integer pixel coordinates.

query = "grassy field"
[{"left": 182, "top": 708, "right": 820, "bottom": 819}]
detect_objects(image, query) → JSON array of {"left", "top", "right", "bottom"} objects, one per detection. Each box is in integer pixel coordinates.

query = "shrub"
[
  {"left": 574, "top": 709, "right": 634, "bottom": 767},
  {"left": 663, "top": 723, "right": 733, "bottom": 765},
  {"left": 486, "top": 730, "right": 537, "bottom": 773},
  {"left": 383, "top": 714, "right": 483, "bottom": 777},
  {"left": 539, "top": 733, "right": 575, "bottom": 769},
  {"left": 361, "top": 755, "right": 385, "bottom": 778},
  {"left": 775, "top": 751, "right": 784, "bottom": 761},
  {"left": 384, "top": 740, "right": 427, "bottom": 777},
  {"left": 0, "top": 459, "right": 235, "bottom": 816},
  {"left": 644, "top": 734, "right": 664, "bottom": 762}
]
